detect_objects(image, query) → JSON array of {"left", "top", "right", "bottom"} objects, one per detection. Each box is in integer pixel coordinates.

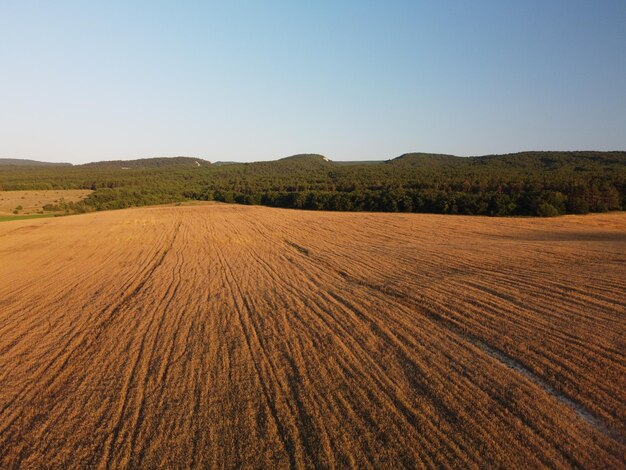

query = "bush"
[{"left": 536, "top": 202, "right": 560, "bottom": 217}]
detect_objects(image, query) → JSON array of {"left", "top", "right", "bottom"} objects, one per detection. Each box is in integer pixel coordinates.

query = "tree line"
[{"left": 1, "top": 151, "right": 624, "bottom": 216}]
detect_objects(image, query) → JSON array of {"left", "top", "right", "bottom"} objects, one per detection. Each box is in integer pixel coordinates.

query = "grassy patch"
[{"left": 0, "top": 213, "right": 56, "bottom": 222}]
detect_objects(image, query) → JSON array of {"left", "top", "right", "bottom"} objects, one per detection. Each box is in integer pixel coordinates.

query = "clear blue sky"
[{"left": 1, "top": 1, "right": 625, "bottom": 163}]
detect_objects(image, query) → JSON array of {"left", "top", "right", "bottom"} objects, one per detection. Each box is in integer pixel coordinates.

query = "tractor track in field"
[{"left": 0, "top": 204, "right": 624, "bottom": 468}]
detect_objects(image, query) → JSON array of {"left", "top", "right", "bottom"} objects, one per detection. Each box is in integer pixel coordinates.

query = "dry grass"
[
  {"left": 0, "top": 204, "right": 624, "bottom": 468},
  {"left": 0, "top": 189, "right": 92, "bottom": 215}
]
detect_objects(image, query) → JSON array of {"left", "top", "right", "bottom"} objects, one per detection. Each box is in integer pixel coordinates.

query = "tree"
[{"left": 536, "top": 203, "right": 560, "bottom": 217}]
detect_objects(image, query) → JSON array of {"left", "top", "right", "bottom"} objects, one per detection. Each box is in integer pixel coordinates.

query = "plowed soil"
[{"left": 0, "top": 204, "right": 624, "bottom": 468}]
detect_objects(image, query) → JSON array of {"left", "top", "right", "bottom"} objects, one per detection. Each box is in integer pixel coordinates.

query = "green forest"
[{"left": 1, "top": 151, "right": 625, "bottom": 217}]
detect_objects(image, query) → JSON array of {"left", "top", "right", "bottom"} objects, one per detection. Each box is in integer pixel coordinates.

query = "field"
[
  {"left": 0, "top": 190, "right": 92, "bottom": 216},
  {"left": 0, "top": 204, "right": 624, "bottom": 468}
]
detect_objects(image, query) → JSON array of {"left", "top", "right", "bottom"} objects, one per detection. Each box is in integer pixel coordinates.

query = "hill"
[
  {"left": 389, "top": 151, "right": 626, "bottom": 169},
  {"left": 277, "top": 153, "right": 331, "bottom": 162},
  {"left": 0, "top": 158, "right": 71, "bottom": 167},
  {"left": 81, "top": 156, "right": 210, "bottom": 168},
  {"left": 470, "top": 151, "right": 626, "bottom": 170},
  {"left": 270, "top": 154, "right": 333, "bottom": 169},
  {"left": 387, "top": 152, "right": 462, "bottom": 166}
]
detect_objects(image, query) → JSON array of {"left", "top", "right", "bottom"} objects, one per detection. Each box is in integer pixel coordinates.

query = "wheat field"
[
  {"left": 0, "top": 204, "right": 624, "bottom": 468},
  {"left": 0, "top": 190, "right": 92, "bottom": 215}
]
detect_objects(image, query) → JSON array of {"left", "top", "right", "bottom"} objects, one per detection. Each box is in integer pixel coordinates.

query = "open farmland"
[
  {"left": 0, "top": 204, "right": 624, "bottom": 468},
  {"left": 0, "top": 189, "right": 92, "bottom": 216}
]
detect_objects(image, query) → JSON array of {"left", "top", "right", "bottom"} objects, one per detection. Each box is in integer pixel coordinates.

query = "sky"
[{"left": 1, "top": 1, "right": 625, "bottom": 164}]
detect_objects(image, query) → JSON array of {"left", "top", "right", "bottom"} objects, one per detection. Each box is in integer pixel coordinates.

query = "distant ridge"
[
  {"left": 387, "top": 151, "right": 626, "bottom": 168},
  {"left": 0, "top": 158, "right": 71, "bottom": 167},
  {"left": 277, "top": 154, "right": 331, "bottom": 162},
  {"left": 80, "top": 156, "right": 211, "bottom": 168},
  {"left": 2, "top": 151, "right": 624, "bottom": 167},
  {"left": 387, "top": 153, "right": 461, "bottom": 166}
]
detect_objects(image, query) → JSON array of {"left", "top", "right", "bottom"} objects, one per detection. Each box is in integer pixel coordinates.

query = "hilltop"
[
  {"left": 81, "top": 156, "right": 210, "bottom": 169},
  {"left": 278, "top": 153, "right": 331, "bottom": 162},
  {"left": 387, "top": 153, "right": 461, "bottom": 166},
  {"left": 389, "top": 151, "right": 626, "bottom": 169},
  {"left": 0, "top": 158, "right": 71, "bottom": 167}
]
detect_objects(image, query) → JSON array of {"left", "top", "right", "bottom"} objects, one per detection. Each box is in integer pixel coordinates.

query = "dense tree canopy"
[{"left": 1, "top": 152, "right": 624, "bottom": 216}]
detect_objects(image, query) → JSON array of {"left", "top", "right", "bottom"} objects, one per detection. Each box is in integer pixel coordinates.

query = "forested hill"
[
  {"left": 0, "top": 158, "right": 71, "bottom": 167},
  {"left": 389, "top": 151, "right": 625, "bottom": 169},
  {"left": 1, "top": 151, "right": 624, "bottom": 216},
  {"left": 387, "top": 153, "right": 462, "bottom": 166},
  {"left": 81, "top": 156, "right": 210, "bottom": 168},
  {"left": 278, "top": 154, "right": 330, "bottom": 162}
]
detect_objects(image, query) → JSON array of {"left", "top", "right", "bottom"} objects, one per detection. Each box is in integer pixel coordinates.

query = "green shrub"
[{"left": 536, "top": 202, "right": 560, "bottom": 217}]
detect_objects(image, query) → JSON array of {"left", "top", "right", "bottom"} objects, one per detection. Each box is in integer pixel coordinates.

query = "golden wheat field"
[
  {"left": 0, "top": 204, "right": 624, "bottom": 468},
  {"left": 0, "top": 190, "right": 92, "bottom": 215}
]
